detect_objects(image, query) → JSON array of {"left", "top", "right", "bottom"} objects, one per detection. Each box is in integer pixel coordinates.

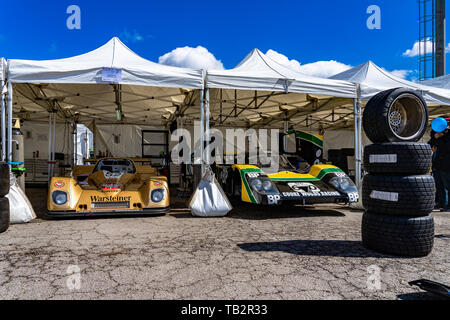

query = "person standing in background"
[{"left": 429, "top": 117, "right": 450, "bottom": 212}]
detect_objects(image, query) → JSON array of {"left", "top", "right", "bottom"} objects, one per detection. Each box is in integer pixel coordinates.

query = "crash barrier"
[
  {"left": 361, "top": 88, "right": 434, "bottom": 257},
  {"left": 189, "top": 169, "right": 233, "bottom": 217},
  {"left": 0, "top": 162, "right": 10, "bottom": 233}
]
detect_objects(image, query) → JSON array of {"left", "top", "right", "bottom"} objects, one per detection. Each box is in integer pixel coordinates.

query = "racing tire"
[
  {"left": 0, "top": 162, "right": 10, "bottom": 197},
  {"left": 363, "top": 143, "right": 432, "bottom": 175},
  {"left": 362, "top": 174, "right": 434, "bottom": 217},
  {"left": 0, "top": 197, "right": 9, "bottom": 233},
  {"left": 361, "top": 211, "right": 434, "bottom": 257},
  {"left": 363, "top": 88, "right": 428, "bottom": 143}
]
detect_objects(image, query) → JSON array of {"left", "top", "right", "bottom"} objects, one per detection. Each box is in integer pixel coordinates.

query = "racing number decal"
[{"left": 287, "top": 182, "right": 320, "bottom": 193}]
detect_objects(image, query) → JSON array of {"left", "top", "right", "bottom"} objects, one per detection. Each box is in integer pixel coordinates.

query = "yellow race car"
[{"left": 47, "top": 158, "right": 170, "bottom": 217}]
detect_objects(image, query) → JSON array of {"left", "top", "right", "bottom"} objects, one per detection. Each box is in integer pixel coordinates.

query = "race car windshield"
[{"left": 94, "top": 159, "right": 136, "bottom": 174}]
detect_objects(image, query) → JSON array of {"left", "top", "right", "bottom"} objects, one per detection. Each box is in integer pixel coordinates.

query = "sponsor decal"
[
  {"left": 369, "top": 154, "right": 397, "bottom": 164},
  {"left": 54, "top": 181, "right": 65, "bottom": 188},
  {"left": 90, "top": 195, "right": 132, "bottom": 202},
  {"left": 348, "top": 192, "right": 359, "bottom": 203},
  {"left": 101, "top": 183, "right": 122, "bottom": 190},
  {"left": 153, "top": 181, "right": 162, "bottom": 186},
  {"left": 370, "top": 190, "right": 398, "bottom": 202},
  {"left": 267, "top": 195, "right": 281, "bottom": 205},
  {"left": 282, "top": 191, "right": 340, "bottom": 197}
]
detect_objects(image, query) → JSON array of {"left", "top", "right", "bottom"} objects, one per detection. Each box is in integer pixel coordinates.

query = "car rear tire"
[
  {"left": 0, "top": 197, "right": 10, "bottom": 233},
  {"left": 363, "top": 88, "right": 428, "bottom": 143},
  {"left": 362, "top": 174, "right": 434, "bottom": 217},
  {"left": 362, "top": 212, "right": 434, "bottom": 257},
  {"left": 363, "top": 143, "right": 432, "bottom": 175},
  {"left": 0, "top": 162, "right": 10, "bottom": 197}
]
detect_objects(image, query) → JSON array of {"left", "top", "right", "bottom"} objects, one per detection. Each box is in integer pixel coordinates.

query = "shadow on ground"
[
  {"left": 229, "top": 204, "right": 346, "bottom": 220},
  {"left": 237, "top": 239, "right": 406, "bottom": 258},
  {"left": 397, "top": 292, "right": 448, "bottom": 300}
]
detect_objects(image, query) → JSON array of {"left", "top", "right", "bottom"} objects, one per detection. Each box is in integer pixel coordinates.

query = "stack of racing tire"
[
  {"left": 0, "top": 162, "right": 10, "bottom": 233},
  {"left": 361, "top": 88, "right": 434, "bottom": 257}
]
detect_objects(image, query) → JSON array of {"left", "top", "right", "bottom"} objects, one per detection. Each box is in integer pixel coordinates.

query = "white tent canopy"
[
  {"left": 207, "top": 48, "right": 356, "bottom": 97},
  {"left": 178, "top": 49, "right": 358, "bottom": 130},
  {"left": 420, "top": 74, "right": 450, "bottom": 90},
  {"left": 3, "top": 38, "right": 207, "bottom": 181},
  {"left": 330, "top": 61, "right": 450, "bottom": 108},
  {"left": 7, "top": 37, "right": 204, "bottom": 125},
  {"left": 8, "top": 37, "right": 203, "bottom": 89}
]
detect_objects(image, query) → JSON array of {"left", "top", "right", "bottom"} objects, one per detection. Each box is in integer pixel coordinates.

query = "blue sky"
[{"left": 0, "top": 0, "right": 449, "bottom": 80}]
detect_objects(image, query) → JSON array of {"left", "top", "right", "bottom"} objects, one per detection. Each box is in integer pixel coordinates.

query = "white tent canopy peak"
[{"left": 8, "top": 37, "right": 204, "bottom": 89}]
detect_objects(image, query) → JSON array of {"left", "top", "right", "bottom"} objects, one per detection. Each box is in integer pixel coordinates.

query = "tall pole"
[
  {"left": 435, "top": 0, "right": 446, "bottom": 77},
  {"left": 1, "top": 79, "right": 5, "bottom": 162}
]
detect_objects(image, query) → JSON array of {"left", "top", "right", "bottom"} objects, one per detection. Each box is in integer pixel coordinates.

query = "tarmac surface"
[{"left": 0, "top": 187, "right": 448, "bottom": 300}]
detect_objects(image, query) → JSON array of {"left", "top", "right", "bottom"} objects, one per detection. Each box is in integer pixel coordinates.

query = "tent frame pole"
[
  {"left": 73, "top": 123, "right": 77, "bottom": 167},
  {"left": 357, "top": 97, "right": 363, "bottom": 188},
  {"left": 48, "top": 113, "right": 52, "bottom": 184},
  {"left": 52, "top": 111, "right": 56, "bottom": 177},
  {"left": 1, "top": 79, "right": 5, "bottom": 162},
  {"left": 205, "top": 87, "right": 210, "bottom": 170},
  {"left": 354, "top": 88, "right": 362, "bottom": 190},
  {"left": 7, "top": 81, "right": 13, "bottom": 169},
  {"left": 200, "top": 88, "right": 204, "bottom": 175}
]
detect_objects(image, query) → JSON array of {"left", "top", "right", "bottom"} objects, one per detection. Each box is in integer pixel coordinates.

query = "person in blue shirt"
[{"left": 429, "top": 117, "right": 450, "bottom": 212}]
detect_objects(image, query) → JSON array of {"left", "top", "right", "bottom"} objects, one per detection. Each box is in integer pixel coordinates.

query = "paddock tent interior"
[{"left": 330, "top": 61, "right": 450, "bottom": 120}]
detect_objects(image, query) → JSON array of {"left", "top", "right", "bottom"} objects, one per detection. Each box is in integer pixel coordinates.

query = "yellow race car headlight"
[
  {"left": 52, "top": 191, "right": 68, "bottom": 205},
  {"left": 151, "top": 189, "right": 165, "bottom": 203}
]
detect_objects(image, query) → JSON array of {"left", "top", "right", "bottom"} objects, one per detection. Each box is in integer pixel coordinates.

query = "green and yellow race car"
[{"left": 215, "top": 130, "right": 359, "bottom": 206}]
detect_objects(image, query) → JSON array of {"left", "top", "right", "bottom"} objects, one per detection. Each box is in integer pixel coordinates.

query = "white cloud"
[
  {"left": 158, "top": 46, "right": 224, "bottom": 70},
  {"left": 120, "top": 29, "right": 150, "bottom": 43},
  {"left": 387, "top": 69, "right": 412, "bottom": 79},
  {"left": 297, "top": 60, "right": 352, "bottom": 78},
  {"left": 403, "top": 39, "right": 450, "bottom": 57},
  {"left": 265, "top": 49, "right": 302, "bottom": 72},
  {"left": 265, "top": 49, "right": 351, "bottom": 78}
]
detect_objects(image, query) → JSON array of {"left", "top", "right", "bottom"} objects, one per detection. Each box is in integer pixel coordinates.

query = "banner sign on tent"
[{"left": 102, "top": 67, "right": 122, "bottom": 83}]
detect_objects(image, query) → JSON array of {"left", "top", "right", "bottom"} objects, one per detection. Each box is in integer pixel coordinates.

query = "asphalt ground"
[{"left": 0, "top": 187, "right": 448, "bottom": 300}]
